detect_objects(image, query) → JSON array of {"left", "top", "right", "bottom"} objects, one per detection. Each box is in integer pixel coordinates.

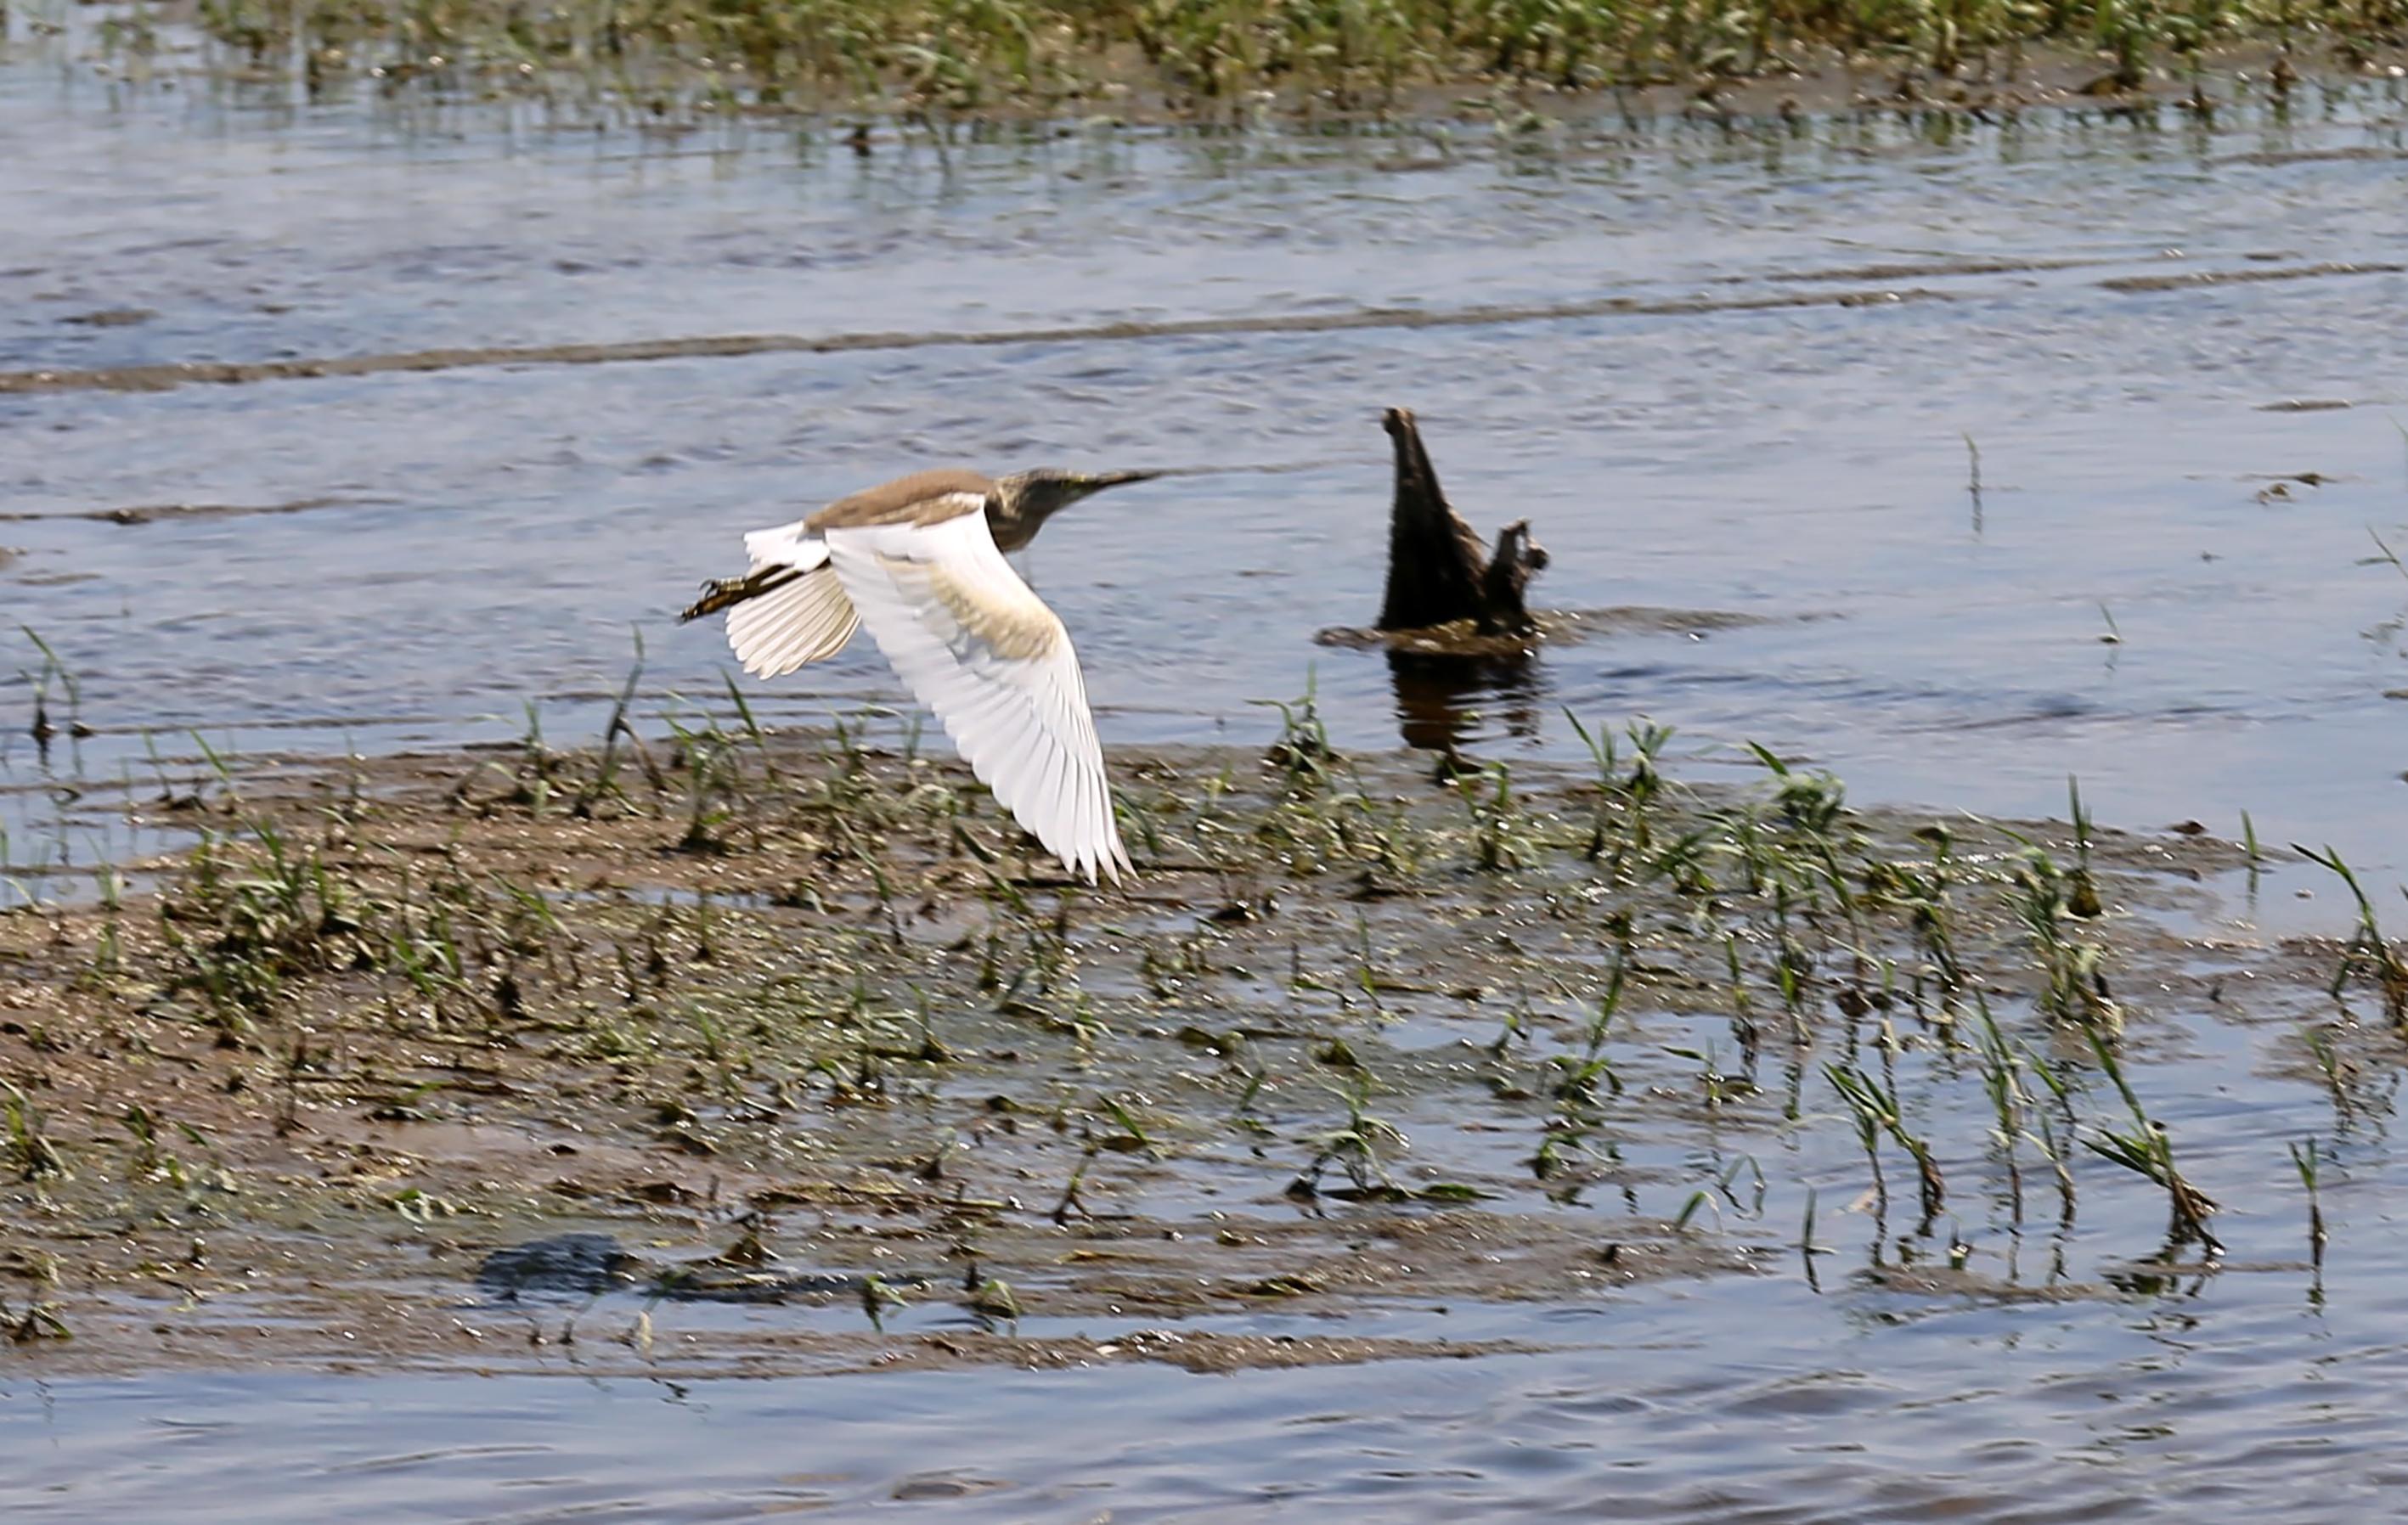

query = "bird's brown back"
[{"left": 806, "top": 470, "right": 996, "bottom": 533}]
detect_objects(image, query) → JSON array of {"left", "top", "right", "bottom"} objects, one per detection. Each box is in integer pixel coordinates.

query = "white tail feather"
[{"left": 743, "top": 520, "right": 822, "bottom": 568}]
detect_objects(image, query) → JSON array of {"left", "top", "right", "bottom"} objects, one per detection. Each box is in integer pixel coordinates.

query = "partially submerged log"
[{"left": 1376, "top": 407, "right": 1548, "bottom": 639}]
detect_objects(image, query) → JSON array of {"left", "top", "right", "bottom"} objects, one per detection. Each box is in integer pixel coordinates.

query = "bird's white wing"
[
  {"left": 824, "top": 506, "right": 1129, "bottom": 883},
  {"left": 742, "top": 519, "right": 819, "bottom": 567},
  {"left": 725, "top": 532, "right": 857, "bottom": 678}
]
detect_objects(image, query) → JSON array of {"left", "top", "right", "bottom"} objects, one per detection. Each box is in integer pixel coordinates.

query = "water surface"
[
  {"left": 5, "top": 26, "right": 2408, "bottom": 1520},
  {"left": 5, "top": 62, "right": 2406, "bottom": 877}
]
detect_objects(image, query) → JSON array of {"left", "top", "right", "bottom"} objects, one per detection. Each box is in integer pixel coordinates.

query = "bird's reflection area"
[{"left": 1387, "top": 648, "right": 1548, "bottom": 754}]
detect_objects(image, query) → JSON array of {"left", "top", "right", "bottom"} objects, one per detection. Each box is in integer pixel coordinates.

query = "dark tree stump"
[{"left": 1375, "top": 407, "right": 1548, "bottom": 638}]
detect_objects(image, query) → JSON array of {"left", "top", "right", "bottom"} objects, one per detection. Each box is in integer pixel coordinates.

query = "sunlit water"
[
  {"left": 4, "top": 49, "right": 2406, "bottom": 878},
  {"left": 10, "top": 1231, "right": 2408, "bottom": 1521},
  {"left": 6, "top": 16, "right": 2408, "bottom": 1518}
]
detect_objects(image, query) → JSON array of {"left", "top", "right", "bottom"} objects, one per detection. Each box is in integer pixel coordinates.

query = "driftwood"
[{"left": 1376, "top": 407, "right": 1548, "bottom": 638}]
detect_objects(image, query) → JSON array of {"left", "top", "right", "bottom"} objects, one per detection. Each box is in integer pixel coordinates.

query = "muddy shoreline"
[{"left": 3, "top": 722, "right": 2383, "bottom": 1379}]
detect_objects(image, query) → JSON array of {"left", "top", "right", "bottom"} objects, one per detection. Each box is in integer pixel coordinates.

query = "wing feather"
[
  {"left": 824, "top": 508, "right": 1130, "bottom": 883},
  {"left": 725, "top": 537, "right": 859, "bottom": 677},
  {"left": 743, "top": 519, "right": 819, "bottom": 566}
]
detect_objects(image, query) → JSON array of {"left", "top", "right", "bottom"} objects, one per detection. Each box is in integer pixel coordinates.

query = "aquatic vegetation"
[
  {"left": 2288, "top": 1135, "right": 2326, "bottom": 1278},
  {"left": 2, "top": 1078, "right": 67, "bottom": 1182},
  {"left": 1829, "top": 1060, "right": 1946, "bottom": 1232},
  {"left": 2293, "top": 843, "right": 2408, "bottom": 1026},
  {"left": 176, "top": 0, "right": 2408, "bottom": 121},
  {"left": 1294, "top": 1072, "right": 1410, "bottom": 1197},
  {"left": 2082, "top": 1029, "right": 2220, "bottom": 1252},
  {"left": 2008, "top": 841, "right": 2118, "bottom": 1031},
  {"left": 18, "top": 627, "right": 87, "bottom": 766},
  {"left": 0, "top": 685, "right": 2385, "bottom": 1369}
]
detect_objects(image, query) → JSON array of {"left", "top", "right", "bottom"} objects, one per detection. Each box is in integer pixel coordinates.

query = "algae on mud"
[{"left": 1, "top": 698, "right": 2391, "bottom": 1376}]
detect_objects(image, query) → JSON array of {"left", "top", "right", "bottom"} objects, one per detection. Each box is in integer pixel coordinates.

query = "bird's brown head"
[{"left": 990, "top": 468, "right": 1163, "bottom": 549}]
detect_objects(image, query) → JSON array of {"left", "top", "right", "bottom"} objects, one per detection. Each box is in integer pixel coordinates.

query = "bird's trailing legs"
[{"left": 679, "top": 566, "right": 804, "bottom": 623}]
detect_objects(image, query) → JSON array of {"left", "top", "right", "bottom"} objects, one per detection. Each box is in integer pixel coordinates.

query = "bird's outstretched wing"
[
  {"left": 722, "top": 529, "right": 858, "bottom": 678},
  {"left": 824, "top": 504, "right": 1129, "bottom": 884}
]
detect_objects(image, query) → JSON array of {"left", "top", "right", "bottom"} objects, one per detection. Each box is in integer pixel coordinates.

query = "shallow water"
[
  {"left": 5, "top": 50, "right": 2408, "bottom": 895},
  {"left": 12, "top": 954, "right": 2408, "bottom": 1520},
  {"left": 11, "top": 1226, "right": 2408, "bottom": 1522},
  {"left": 8, "top": 18, "right": 2408, "bottom": 1517}
]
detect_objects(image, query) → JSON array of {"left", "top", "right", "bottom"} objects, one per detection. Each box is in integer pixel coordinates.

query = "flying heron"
[{"left": 679, "top": 466, "right": 1161, "bottom": 884}]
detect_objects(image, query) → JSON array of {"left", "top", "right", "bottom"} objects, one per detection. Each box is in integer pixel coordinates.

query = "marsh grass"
[
  {"left": 2006, "top": 840, "right": 2118, "bottom": 1031},
  {"left": 1293, "top": 1072, "right": 1409, "bottom": 1196},
  {"left": 2293, "top": 843, "right": 2408, "bottom": 1025},
  {"left": 0, "top": 681, "right": 2383, "bottom": 1360},
  {"left": 19, "top": 627, "right": 87, "bottom": 767},
  {"left": 2288, "top": 1135, "right": 2326, "bottom": 1273},
  {"left": 176, "top": 0, "right": 2408, "bottom": 122},
  {"left": 2081, "top": 1027, "right": 2221, "bottom": 1252},
  {"left": 3, "top": 1078, "right": 68, "bottom": 1181},
  {"left": 1829, "top": 1060, "right": 1946, "bottom": 1231}
]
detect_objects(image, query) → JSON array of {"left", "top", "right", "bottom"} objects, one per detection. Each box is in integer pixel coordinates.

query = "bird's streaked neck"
[{"left": 990, "top": 468, "right": 1162, "bottom": 550}]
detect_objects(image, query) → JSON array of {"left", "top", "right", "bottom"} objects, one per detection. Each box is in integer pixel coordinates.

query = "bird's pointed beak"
[{"left": 1077, "top": 469, "right": 1164, "bottom": 496}]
